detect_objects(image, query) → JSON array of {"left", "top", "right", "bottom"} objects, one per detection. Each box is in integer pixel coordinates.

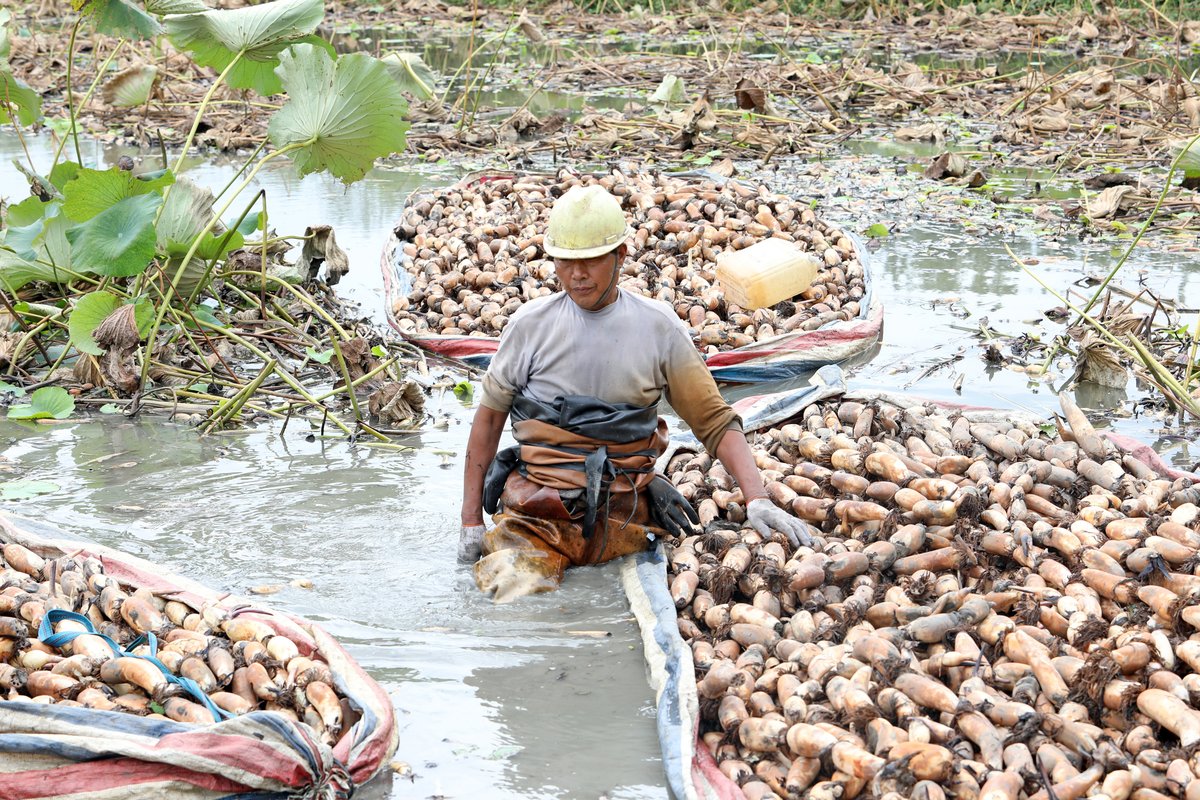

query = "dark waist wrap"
[{"left": 483, "top": 395, "right": 668, "bottom": 539}]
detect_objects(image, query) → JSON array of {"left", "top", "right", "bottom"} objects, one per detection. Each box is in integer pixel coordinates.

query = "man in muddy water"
[{"left": 458, "top": 183, "right": 812, "bottom": 602}]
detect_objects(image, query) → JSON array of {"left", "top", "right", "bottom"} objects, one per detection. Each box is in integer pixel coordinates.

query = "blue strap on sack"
[{"left": 38, "top": 608, "right": 232, "bottom": 723}]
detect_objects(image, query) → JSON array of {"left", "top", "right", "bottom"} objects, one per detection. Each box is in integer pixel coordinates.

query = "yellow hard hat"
[{"left": 543, "top": 184, "right": 633, "bottom": 259}]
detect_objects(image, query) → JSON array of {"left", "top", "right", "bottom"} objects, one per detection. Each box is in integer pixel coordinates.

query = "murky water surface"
[{"left": 2, "top": 25, "right": 1200, "bottom": 794}]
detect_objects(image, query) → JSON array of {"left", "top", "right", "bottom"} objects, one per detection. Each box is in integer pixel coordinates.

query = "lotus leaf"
[
  {"left": 4, "top": 198, "right": 75, "bottom": 274},
  {"left": 234, "top": 211, "right": 265, "bottom": 235},
  {"left": 6, "top": 386, "right": 75, "bottom": 420},
  {"left": 145, "top": 0, "right": 209, "bottom": 14},
  {"left": 0, "top": 74, "right": 43, "bottom": 127},
  {"left": 165, "top": 0, "right": 326, "bottom": 97},
  {"left": 49, "top": 161, "right": 81, "bottom": 190},
  {"left": 67, "top": 193, "right": 161, "bottom": 277},
  {"left": 650, "top": 75, "right": 687, "bottom": 104},
  {"left": 0, "top": 249, "right": 70, "bottom": 292},
  {"left": 162, "top": 254, "right": 217, "bottom": 299},
  {"left": 1174, "top": 138, "right": 1200, "bottom": 175},
  {"left": 0, "top": 479, "right": 61, "bottom": 500},
  {"left": 2, "top": 217, "right": 44, "bottom": 262},
  {"left": 305, "top": 346, "right": 334, "bottom": 364},
  {"left": 381, "top": 52, "right": 437, "bottom": 101},
  {"left": 70, "top": 0, "right": 162, "bottom": 39},
  {"left": 63, "top": 166, "right": 174, "bottom": 222},
  {"left": 186, "top": 304, "right": 223, "bottom": 330},
  {"left": 102, "top": 64, "right": 159, "bottom": 107},
  {"left": 0, "top": 8, "right": 40, "bottom": 124},
  {"left": 156, "top": 177, "right": 213, "bottom": 252},
  {"left": 268, "top": 44, "right": 410, "bottom": 184},
  {"left": 68, "top": 291, "right": 123, "bottom": 356},
  {"left": 5, "top": 196, "right": 48, "bottom": 228},
  {"left": 38, "top": 213, "right": 76, "bottom": 274},
  {"left": 0, "top": 11, "right": 38, "bottom": 127}
]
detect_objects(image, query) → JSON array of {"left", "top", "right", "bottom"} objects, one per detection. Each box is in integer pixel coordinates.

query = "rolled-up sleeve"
[
  {"left": 480, "top": 319, "right": 528, "bottom": 413},
  {"left": 663, "top": 328, "right": 742, "bottom": 455}
]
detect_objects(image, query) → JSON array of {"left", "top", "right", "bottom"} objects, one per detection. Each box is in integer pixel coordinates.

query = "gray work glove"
[
  {"left": 746, "top": 498, "right": 813, "bottom": 549},
  {"left": 458, "top": 524, "right": 486, "bottom": 563}
]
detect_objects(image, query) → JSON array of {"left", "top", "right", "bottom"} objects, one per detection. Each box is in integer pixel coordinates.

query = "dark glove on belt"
[{"left": 645, "top": 475, "right": 700, "bottom": 539}]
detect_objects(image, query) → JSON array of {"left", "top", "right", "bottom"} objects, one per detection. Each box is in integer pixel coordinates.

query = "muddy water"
[
  {"left": 0, "top": 134, "right": 665, "bottom": 799},
  {"left": 2, "top": 93, "right": 1199, "bottom": 799}
]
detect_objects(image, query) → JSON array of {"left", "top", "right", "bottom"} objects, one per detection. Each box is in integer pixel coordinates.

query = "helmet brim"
[{"left": 543, "top": 226, "right": 633, "bottom": 260}]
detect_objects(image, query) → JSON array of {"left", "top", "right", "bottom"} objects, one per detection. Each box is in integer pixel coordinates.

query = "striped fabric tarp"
[
  {"left": 621, "top": 546, "right": 745, "bottom": 800},
  {"left": 381, "top": 172, "right": 883, "bottom": 383},
  {"left": 0, "top": 514, "right": 398, "bottom": 800}
]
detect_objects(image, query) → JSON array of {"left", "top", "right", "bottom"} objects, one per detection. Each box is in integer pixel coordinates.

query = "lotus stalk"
[
  {"left": 1012, "top": 245, "right": 1200, "bottom": 417},
  {"left": 202, "top": 358, "right": 276, "bottom": 434},
  {"left": 168, "top": 50, "right": 243, "bottom": 177},
  {"left": 138, "top": 141, "right": 306, "bottom": 390},
  {"left": 52, "top": 37, "right": 126, "bottom": 170},
  {"left": 64, "top": 19, "right": 83, "bottom": 164},
  {"left": 327, "top": 334, "right": 362, "bottom": 422}
]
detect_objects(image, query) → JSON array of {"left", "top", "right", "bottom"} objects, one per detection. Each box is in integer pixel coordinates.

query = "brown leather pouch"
[{"left": 499, "top": 473, "right": 573, "bottom": 521}]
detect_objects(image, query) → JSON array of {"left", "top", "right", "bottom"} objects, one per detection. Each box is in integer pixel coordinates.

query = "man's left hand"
[
  {"left": 746, "top": 498, "right": 813, "bottom": 549},
  {"left": 458, "top": 524, "right": 487, "bottom": 563}
]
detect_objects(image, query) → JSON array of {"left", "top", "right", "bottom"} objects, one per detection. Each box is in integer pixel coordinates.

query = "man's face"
[{"left": 553, "top": 249, "right": 620, "bottom": 310}]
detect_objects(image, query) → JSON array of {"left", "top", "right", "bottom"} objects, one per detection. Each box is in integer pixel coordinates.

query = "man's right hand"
[{"left": 458, "top": 524, "right": 486, "bottom": 563}]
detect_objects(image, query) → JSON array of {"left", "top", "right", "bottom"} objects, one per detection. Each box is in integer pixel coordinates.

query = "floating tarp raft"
[
  {"left": 382, "top": 170, "right": 882, "bottom": 382},
  {"left": 624, "top": 367, "right": 1200, "bottom": 800},
  {"left": 0, "top": 513, "right": 397, "bottom": 799}
]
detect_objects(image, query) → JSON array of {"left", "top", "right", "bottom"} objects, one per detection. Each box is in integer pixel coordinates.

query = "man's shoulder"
[
  {"left": 508, "top": 292, "right": 567, "bottom": 326},
  {"left": 621, "top": 291, "right": 686, "bottom": 331}
]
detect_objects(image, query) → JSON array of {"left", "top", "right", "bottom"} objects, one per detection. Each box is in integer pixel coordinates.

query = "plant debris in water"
[{"left": 0, "top": 0, "right": 444, "bottom": 440}]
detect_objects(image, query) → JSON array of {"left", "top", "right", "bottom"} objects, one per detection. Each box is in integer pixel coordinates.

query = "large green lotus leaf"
[
  {"left": 67, "top": 193, "right": 161, "bottom": 277},
  {"left": 49, "top": 161, "right": 81, "bottom": 191},
  {"left": 63, "top": 166, "right": 174, "bottom": 222},
  {"left": 68, "top": 290, "right": 122, "bottom": 356},
  {"left": 3, "top": 217, "right": 44, "bottom": 261},
  {"left": 161, "top": 254, "right": 214, "bottom": 299},
  {"left": 7, "top": 386, "right": 75, "bottom": 420},
  {"left": 269, "top": 45, "right": 410, "bottom": 185},
  {"left": 38, "top": 212, "right": 75, "bottom": 273},
  {"left": 165, "top": 0, "right": 324, "bottom": 96},
  {"left": 0, "top": 72, "right": 43, "bottom": 126},
  {"left": 156, "top": 176, "right": 213, "bottom": 250},
  {"left": 0, "top": 248, "right": 71, "bottom": 291},
  {"left": 4, "top": 201, "right": 75, "bottom": 273},
  {"left": 145, "top": 0, "right": 208, "bottom": 14},
  {"left": 156, "top": 177, "right": 242, "bottom": 264},
  {"left": 381, "top": 52, "right": 437, "bottom": 101},
  {"left": 101, "top": 63, "right": 159, "bottom": 107},
  {"left": 71, "top": 0, "right": 162, "bottom": 39},
  {"left": 5, "top": 196, "right": 49, "bottom": 228}
]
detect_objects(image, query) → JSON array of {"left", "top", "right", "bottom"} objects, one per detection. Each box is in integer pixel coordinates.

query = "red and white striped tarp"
[
  {"left": 381, "top": 171, "right": 883, "bottom": 382},
  {"left": 0, "top": 513, "right": 398, "bottom": 799}
]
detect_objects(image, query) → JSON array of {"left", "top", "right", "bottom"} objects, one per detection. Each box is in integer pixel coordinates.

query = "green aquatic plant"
[
  {"left": 0, "top": 0, "right": 414, "bottom": 435},
  {"left": 381, "top": 52, "right": 438, "bottom": 101},
  {"left": 7, "top": 386, "right": 75, "bottom": 420},
  {"left": 0, "top": 10, "right": 42, "bottom": 126}
]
